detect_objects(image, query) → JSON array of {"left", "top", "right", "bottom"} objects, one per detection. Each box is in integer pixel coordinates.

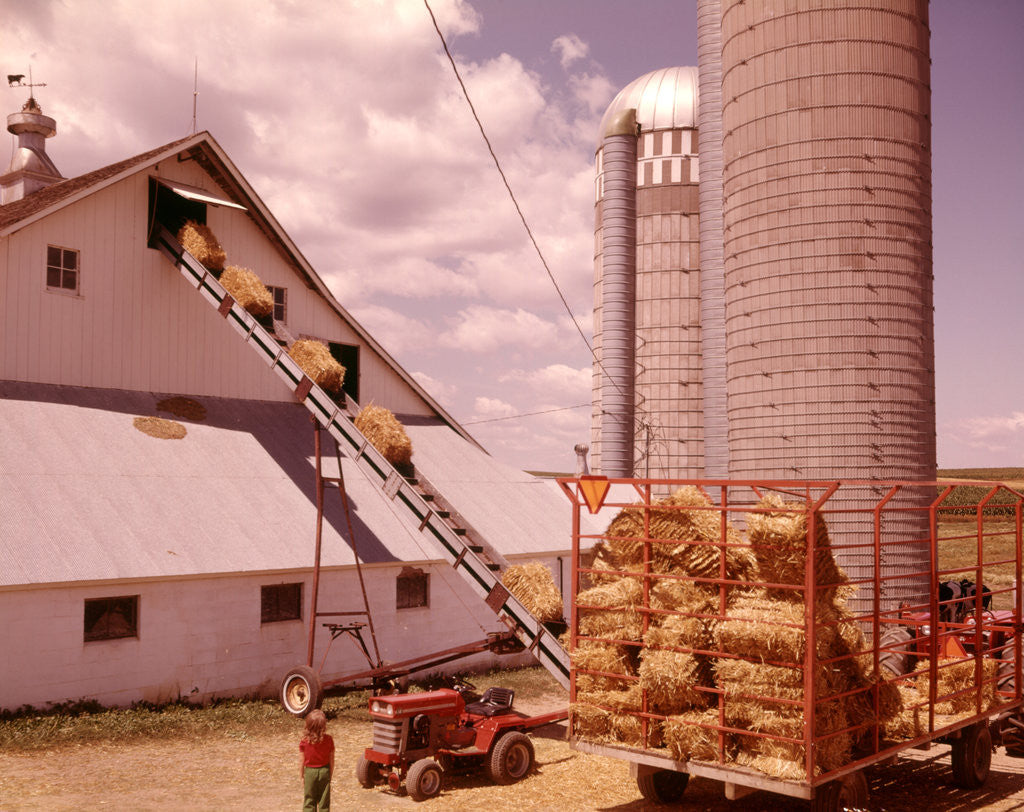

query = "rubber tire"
[
  {"left": 636, "top": 768, "right": 690, "bottom": 804},
  {"left": 407, "top": 759, "right": 443, "bottom": 802},
  {"left": 356, "top": 756, "right": 381, "bottom": 789},
  {"left": 812, "top": 770, "right": 869, "bottom": 811},
  {"left": 951, "top": 723, "right": 992, "bottom": 789},
  {"left": 487, "top": 731, "right": 535, "bottom": 785},
  {"left": 280, "top": 665, "right": 323, "bottom": 716}
]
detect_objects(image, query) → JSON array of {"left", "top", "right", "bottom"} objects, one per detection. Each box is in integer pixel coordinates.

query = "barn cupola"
[{"left": 1, "top": 94, "right": 64, "bottom": 205}]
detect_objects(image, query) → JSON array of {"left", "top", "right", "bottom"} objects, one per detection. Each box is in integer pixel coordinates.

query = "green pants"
[{"left": 303, "top": 766, "right": 331, "bottom": 812}]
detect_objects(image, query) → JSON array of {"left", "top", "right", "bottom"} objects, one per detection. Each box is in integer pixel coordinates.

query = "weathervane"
[{"left": 7, "top": 67, "right": 47, "bottom": 108}]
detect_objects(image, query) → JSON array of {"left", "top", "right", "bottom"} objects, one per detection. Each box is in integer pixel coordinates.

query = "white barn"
[{"left": 0, "top": 99, "right": 584, "bottom": 711}]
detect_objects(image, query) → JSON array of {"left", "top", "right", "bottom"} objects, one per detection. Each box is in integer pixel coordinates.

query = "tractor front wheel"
[
  {"left": 407, "top": 758, "right": 443, "bottom": 802},
  {"left": 487, "top": 731, "right": 535, "bottom": 785},
  {"left": 280, "top": 665, "right": 323, "bottom": 717},
  {"left": 356, "top": 756, "right": 381, "bottom": 789},
  {"left": 951, "top": 723, "right": 992, "bottom": 788}
]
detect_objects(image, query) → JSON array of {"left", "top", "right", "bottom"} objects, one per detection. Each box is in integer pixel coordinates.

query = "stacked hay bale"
[
  {"left": 219, "top": 265, "right": 274, "bottom": 318},
  {"left": 886, "top": 657, "right": 1000, "bottom": 740},
  {"left": 571, "top": 486, "right": 754, "bottom": 756},
  {"left": 713, "top": 494, "right": 900, "bottom": 779},
  {"left": 502, "top": 563, "right": 564, "bottom": 624},
  {"left": 177, "top": 220, "right": 226, "bottom": 273},
  {"left": 288, "top": 339, "right": 346, "bottom": 398},
  {"left": 354, "top": 404, "right": 413, "bottom": 469}
]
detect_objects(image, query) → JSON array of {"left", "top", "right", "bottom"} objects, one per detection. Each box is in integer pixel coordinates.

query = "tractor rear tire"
[
  {"left": 636, "top": 768, "right": 690, "bottom": 803},
  {"left": 280, "top": 665, "right": 322, "bottom": 717},
  {"left": 487, "top": 731, "right": 535, "bottom": 785},
  {"left": 407, "top": 758, "right": 443, "bottom": 802},
  {"left": 356, "top": 756, "right": 381, "bottom": 789},
  {"left": 951, "top": 723, "right": 992, "bottom": 788}
]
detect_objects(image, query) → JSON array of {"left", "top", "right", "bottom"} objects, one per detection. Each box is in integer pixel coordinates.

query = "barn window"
[
  {"left": 268, "top": 286, "right": 287, "bottom": 322},
  {"left": 46, "top": 245, "right": 79, "bottom": 294},
  {"left": 84, "top": 596, "right": 139, "bottom": 642},
  {"left": 261, "top": 582, "right": 302, "bottom": 623},
  {"left": 329, "top": 342, "right": 360, "bottom": 403},
  {"left": 396, "top": 567, "right": 429, "bottom": 609}
]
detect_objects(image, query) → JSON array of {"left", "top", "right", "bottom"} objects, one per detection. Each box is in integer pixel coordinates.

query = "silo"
[
  {"left": 592, "top": 67, "right": 705, "bottom": 480},
  {"left": 716, "top": 0, "right": 936, "bottom": 611}
]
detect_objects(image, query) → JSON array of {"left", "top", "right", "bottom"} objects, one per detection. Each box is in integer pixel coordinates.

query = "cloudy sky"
[{"left": 4, "top": 0, "right": 1022, "bottom": 473}]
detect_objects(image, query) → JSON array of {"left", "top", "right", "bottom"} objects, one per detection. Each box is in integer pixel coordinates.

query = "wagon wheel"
[
  {"left": 636, "top": 767, "right": 690, "bottom": 803},
  {"left": 407, "top": 758, "right": 443, "bottom": 802},
  {"left": 356, "top": 755, "right": 381, "bottom": 789},
  {"left": 280, "top": 665, "right": 323, "bottom": 717},
  {"left": 951, "top": 722, "right": 992, "bottom": 788},
  {"left": 811, "top": 770, "right": 868, "bottom": 812},
  {"left": 487, "top": 731, "right": 535, "bottom": 785}
]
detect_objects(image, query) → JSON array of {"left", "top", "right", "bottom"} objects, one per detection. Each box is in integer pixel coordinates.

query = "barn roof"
[{"left": 0, "top": 381, "right": 587, "bottom": 588}]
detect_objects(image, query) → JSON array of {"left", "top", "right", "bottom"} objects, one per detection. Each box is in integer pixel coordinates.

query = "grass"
[{"left": 0, "top": 666, "right": 561, "bottom": 753}]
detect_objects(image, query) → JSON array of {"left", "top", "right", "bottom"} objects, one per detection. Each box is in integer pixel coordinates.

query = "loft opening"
[{"left": 146, "top": 176, "right": 246, "bottom": 247}]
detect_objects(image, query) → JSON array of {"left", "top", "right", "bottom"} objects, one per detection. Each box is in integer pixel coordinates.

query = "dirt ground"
[{"left": 4, "top": 713, "right": 1024, "bottom": 812}]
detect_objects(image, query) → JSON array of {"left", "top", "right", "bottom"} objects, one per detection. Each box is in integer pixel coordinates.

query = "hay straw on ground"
[
  {"left": 745, "top": 493, "right": 847, "bottom": 599},
  {"left": 219, "top": 265, "right": 274, "bottom": 317},
  {"left": 133, "top": 416, "right": 187, "bottom": 440},
  {"left": 288, "top": 340, "right": 346, "bottom": 397},
  {"left": 156, "top": 396, "right": 206, "bottom": 421},
  {"left": 502, "top": 563, "right": 564, "bottom": 623},
  {"left": 177, "top": 220, "right": 226, "bottom": 271},
  {"left": 663, "top": 709, "right": 722, "bottom": 762},
  {"left": 354, "top": 404, "right": 413, "bottom": 467}
]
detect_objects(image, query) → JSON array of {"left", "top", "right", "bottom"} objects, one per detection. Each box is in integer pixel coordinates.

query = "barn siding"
[
  {"left": 0, "top": 159, "right": 431, "bottom": 415},
  {"left": 0, "top": 561, "right": 538, "bottom": 710}
]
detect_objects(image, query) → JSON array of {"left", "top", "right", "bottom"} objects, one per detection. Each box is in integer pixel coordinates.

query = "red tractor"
[{"left": 356, "top": 678, "right": 566, "bottom": 802}]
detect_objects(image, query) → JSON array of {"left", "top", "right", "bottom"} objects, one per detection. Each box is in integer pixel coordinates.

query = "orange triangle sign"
[
  {"left": 938, "top": 634, "right": 967, "bottom": 659},
  {"left": 579, "top": 476, "right": 610, "bottom": 514}
]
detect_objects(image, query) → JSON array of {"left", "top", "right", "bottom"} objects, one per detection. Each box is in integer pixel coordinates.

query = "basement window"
[
  {"left": 329, "top": 342, "right": 360, "bottom": 404},
  {"left": 268, "top": 286, "right": 287, "bottom": 322},
  {"left": 261, "top": 583, "right": 302, "bottom": 624},
  {"left": 396, "top": 567, "right": 429, "bottom": 610},
  {"left": 84, "top": 596, "right": 139, "bottom": 642},
  {"left": 46, "top": 245, "right": 79, "bottom": 294}
]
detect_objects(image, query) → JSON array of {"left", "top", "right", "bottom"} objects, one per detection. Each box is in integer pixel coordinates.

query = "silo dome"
[{"left": 598, "top": 67, "right": 699, "bottom": 136}]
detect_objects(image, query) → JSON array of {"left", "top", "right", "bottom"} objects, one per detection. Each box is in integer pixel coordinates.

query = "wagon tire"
[
  {"left": 812, "top": 769, "right": 868, "bottom": 811},
  {"left": 952, "top": 722, "right": 992, "bottom": 788},
  {"left": 407, "top": 758, "right": 443, "bottom": 802},
  {"left": 487, "top": 731, "right": 535, "bottom": 785},
  {"left": 280, "top": 665, "right": 322, "bottom": 717},
  {"left": 356, "top": 756, "right": 381, "bottom": 789},
  {"left": 636, "top": 768, "right": 689, "bottom": 803}
]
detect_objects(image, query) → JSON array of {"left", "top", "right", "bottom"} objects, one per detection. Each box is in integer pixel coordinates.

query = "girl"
[{"left": 299, "top": 709, "right": 334, "bottom": 812}]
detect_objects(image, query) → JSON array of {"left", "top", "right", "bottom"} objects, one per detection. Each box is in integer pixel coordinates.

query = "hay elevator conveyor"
[{"left": 149, "top": 224, "right": 570, "bottom": 695}]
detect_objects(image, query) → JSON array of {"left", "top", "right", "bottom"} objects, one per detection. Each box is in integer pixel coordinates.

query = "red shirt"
[{"left": 300, "top": 734, "right": 335, "bottom": 768}]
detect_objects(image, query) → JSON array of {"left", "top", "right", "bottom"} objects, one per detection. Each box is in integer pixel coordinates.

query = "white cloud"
[
  {"left": 438, "top": 306, "right": 559, "bottom": 353},
  {"left": 552, "top": 34, "right": 589, "bottom": 69},
  {"left": 411, "top": 371, "right": 457, "bottom": 406},
  {"left": 499, "top": 364, "right": 591, "bottom": 400}
]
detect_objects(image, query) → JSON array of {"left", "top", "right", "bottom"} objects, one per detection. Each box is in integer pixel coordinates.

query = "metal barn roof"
[{"left": 0, "top": 381, "right": 586, "bottom": 588}]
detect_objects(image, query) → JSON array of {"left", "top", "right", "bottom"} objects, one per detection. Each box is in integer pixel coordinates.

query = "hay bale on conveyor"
[
  {"left": 219, "top": 265, "right": 274, "bottom": 318},
  {"left": 177, "top": 220, "right": 226, "bottom": 271},
  {"left": 354, "top": 404, "right": 413, "bottom": 468},
  {"left": 502, "top": 562, "right": 564, "bottom": 623},
  {"left": 288, "top": 339, "right": 346, "bottom": 397}
]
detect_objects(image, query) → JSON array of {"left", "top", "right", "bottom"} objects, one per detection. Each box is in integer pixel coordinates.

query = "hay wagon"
[{"left": 557, "top": 477, "right": 1024, "bottom": 810}]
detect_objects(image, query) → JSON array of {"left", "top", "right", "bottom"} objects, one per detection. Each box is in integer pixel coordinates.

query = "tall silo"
[
  {"left": 592, "top": 67, "right": 704, "bottom": 480},
  {"left": 714, "top": 0, "right": 936, "bottom": 611}
]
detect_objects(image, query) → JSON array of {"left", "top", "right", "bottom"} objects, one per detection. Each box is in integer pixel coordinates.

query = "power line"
[{"left": 463, "top": 403, "right": 590, "bottom": 426}]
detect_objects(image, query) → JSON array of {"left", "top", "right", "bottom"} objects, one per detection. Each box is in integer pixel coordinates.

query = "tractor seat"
[{"left": 465, "top": 687, "right": 514, "bottom": 717}]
